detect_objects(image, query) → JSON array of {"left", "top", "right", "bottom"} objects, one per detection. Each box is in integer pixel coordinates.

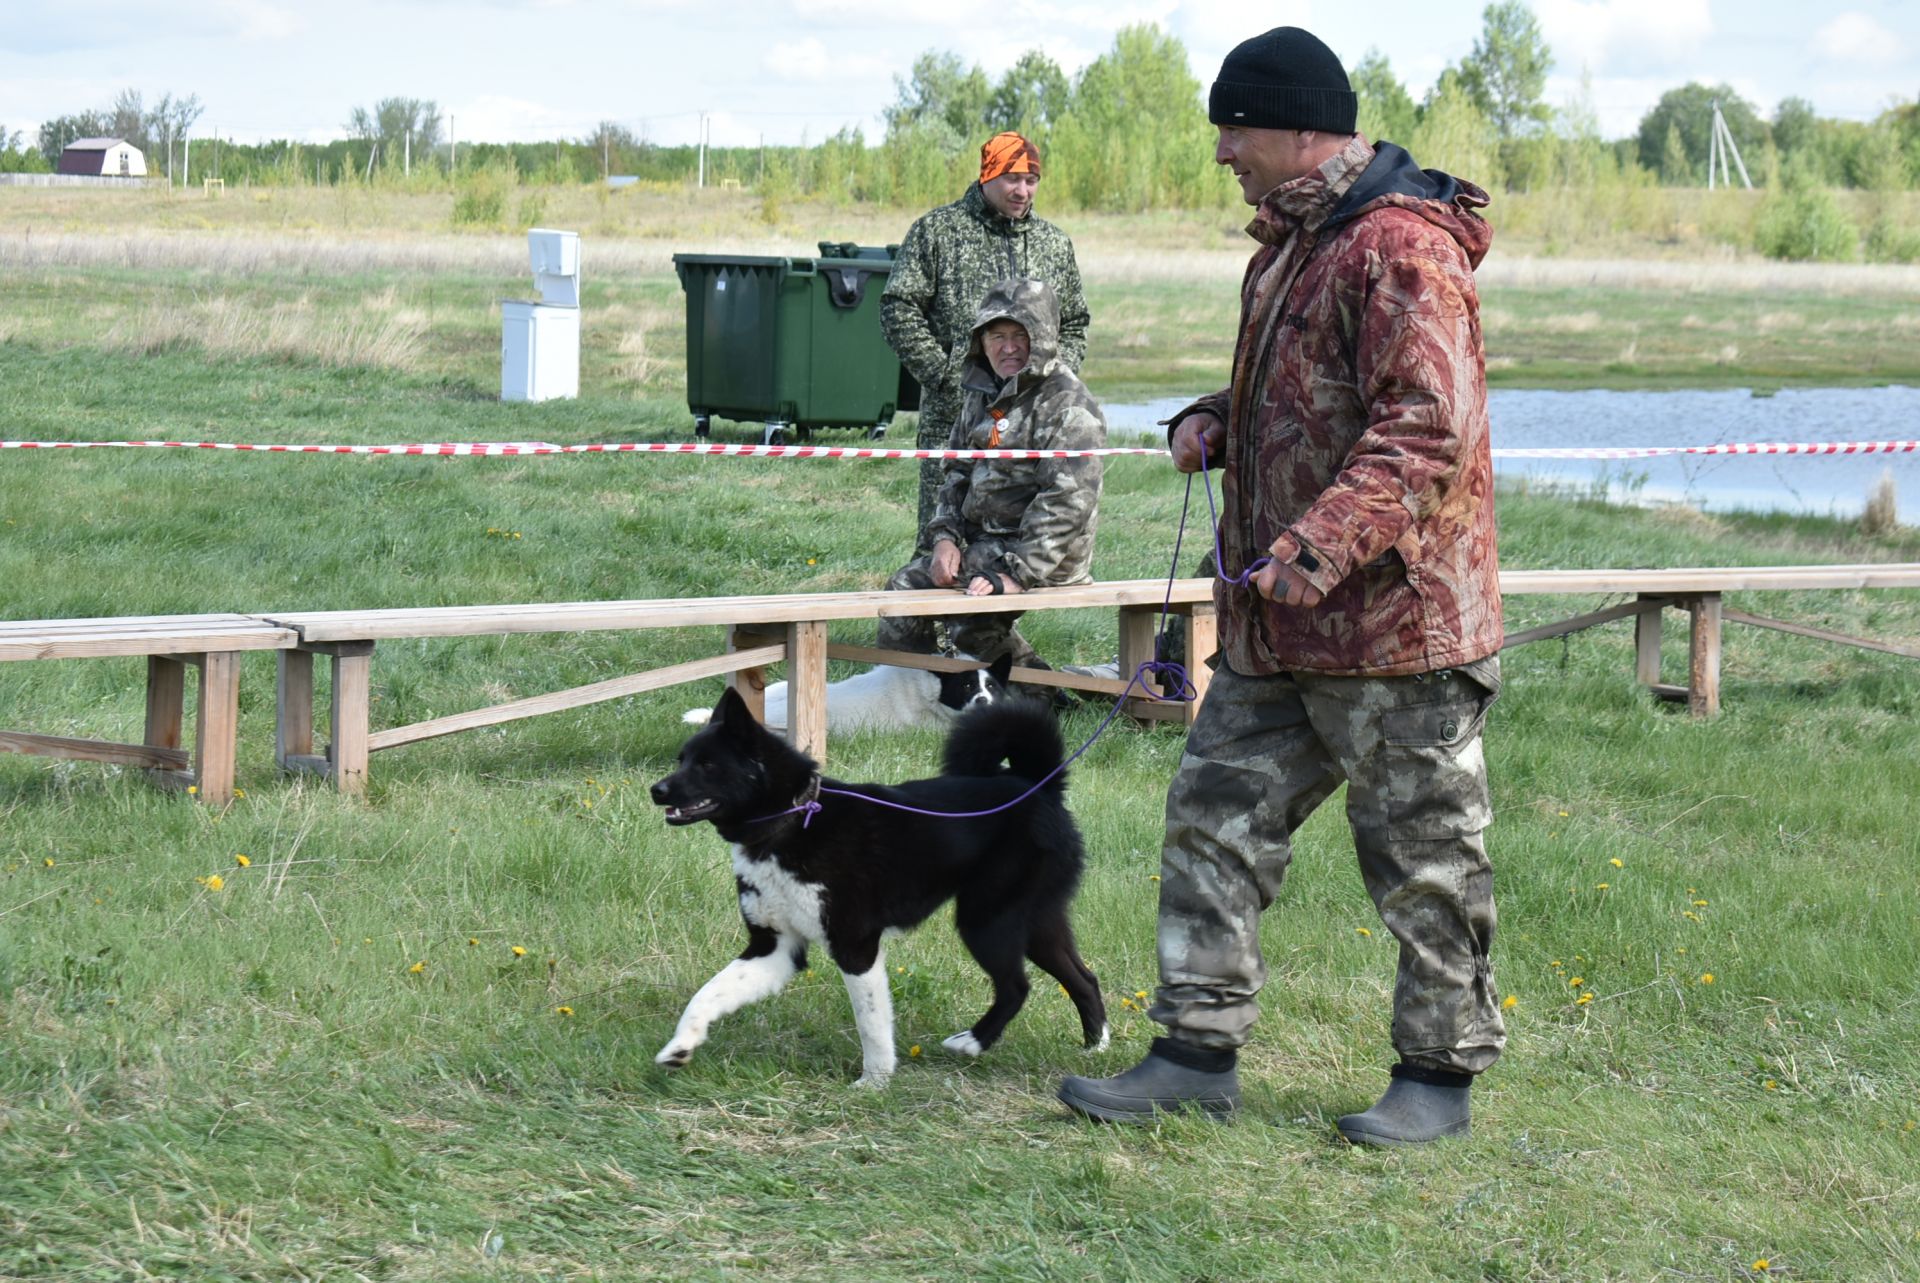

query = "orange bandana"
[
  {"left": 980, "top": 131, "right": 1041, "bottom": 184},
  {"left": 986, "top": 408, "right": 1006, "bottom": 448}
]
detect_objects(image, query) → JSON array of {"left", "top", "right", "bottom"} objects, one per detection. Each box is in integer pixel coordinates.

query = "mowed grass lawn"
[{"left": 2, "top": 197, "right": 1920, "bottom": 1281}]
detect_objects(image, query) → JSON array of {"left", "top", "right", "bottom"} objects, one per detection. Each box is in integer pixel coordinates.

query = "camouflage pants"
[
  {"left": 912, "top": 404, "right": 958, "bottom": 557},
  {"left": 876, "top": 535, "right": 1038, "bottom": 665},
  {"left": 1151, "top": 657, "right": 1506, "bottom": 1075}
]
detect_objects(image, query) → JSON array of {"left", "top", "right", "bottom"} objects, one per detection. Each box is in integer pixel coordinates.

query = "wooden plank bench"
[
  {"left": 259, "top": 563, "right": 1920, "bottom": 794},
  {"left": 260, "top": 581, "right": 1218, "bottom": 794},
  {"left": 0, "top": 614, "right": 298, "bottom": 804},
  {"left": 1499, "top": 564, "right": 1920, "bottom": 716}
]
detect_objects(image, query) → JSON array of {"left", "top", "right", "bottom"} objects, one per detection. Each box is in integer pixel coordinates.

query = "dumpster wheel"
[
  {"left": 762, "top": 422, "right": 787, "bottom": 447},
  {"left": 693, "top": 414, "right": 711, "bottom": 439},
  {"left": 867, "top": 423, "right": 888, "bottom": 441}
]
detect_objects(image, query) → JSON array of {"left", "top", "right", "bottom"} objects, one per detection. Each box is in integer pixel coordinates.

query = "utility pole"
[
  {"left": 184, "top": 132, "right": 190, "bottom": 187},
  {"left": 449, "top": 113, "right": 456, "bottom": 172},
  {"left": 697, "top": 112, "right": 708, "bottom": 188},
  {"left": 1706, "top": 99, "right": 1752, "bottom": 191},
  {"left": 404, "top": 128, "right": 411, "bottom": 177}
]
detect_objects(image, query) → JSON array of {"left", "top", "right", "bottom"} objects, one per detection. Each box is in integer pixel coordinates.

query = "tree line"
[{"left": 8, "top": 3, "right": 1917, "bottom": 220}]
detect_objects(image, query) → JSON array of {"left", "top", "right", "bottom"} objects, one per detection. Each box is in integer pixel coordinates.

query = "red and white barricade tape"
[{"left": 0, "top": 439, "right": 1917, "bottom": 459}]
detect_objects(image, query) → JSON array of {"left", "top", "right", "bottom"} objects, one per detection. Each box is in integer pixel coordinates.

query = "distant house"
[{"left": 57, "top": 138, "right": 147, "bottom": 178}]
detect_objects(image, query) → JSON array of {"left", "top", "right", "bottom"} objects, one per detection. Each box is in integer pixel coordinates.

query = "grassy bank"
[{"left": 2, "top": 317, "right": 1919, "bottom": 1280}]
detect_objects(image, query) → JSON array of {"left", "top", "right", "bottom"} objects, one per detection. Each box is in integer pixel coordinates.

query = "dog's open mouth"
[{"left": 662, "top": 798, "right": 719, "bottom": 825}]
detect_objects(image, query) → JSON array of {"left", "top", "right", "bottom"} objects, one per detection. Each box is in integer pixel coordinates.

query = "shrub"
[
  {"left": 451, "top": 162, "right": 514, "bottom": 229},
  {"left": 1754, "top": 183, "right": 1858, "bottom": 261}
]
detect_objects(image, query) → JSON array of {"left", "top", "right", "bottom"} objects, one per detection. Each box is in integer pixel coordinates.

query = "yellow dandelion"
[
  {"left": 1356, "top": 927, "right": 1372, "bottom": 937},
  {"left": 1575, "top": 992, "right": 1593, "bottom": 1006},
  {"left": 909, "top": 1044, "right": 921, "bottom": 1057},
  {"left": 1569, "top": 976, "right": 1585, "bottom": 987},
  {"left": 198, "top": 874, "right": 225, "bottom": 892},
  {"left": 1135, "top": 990, "right": 1148, "bottom": 1001},
  {"left": 1683, "top": 910, "right": 1701, "bottom": 921},
  {"left": 187, "top": 785, "right": 198, "bottom": 795},
  {"left": 806, "top": 558, "right": 817, "bottom": 566},
  {"left": 1148, "top": 874, "right": 1160, "bottom": 882},
  {"left": 1557, "top": 810, "right": 1568, "bottom": 817},
  {"left": 554, "top": 1006, "right": 574, "bottom": 1017},
  {"left": 511, "top": 945, "right": 527, "bottom": 957},
  {"left": 1551, "top": 959, "right": 1562, "bottom": 967},
  {"left": 1694, "top": 899, "right": 1709, "bottom": 907},
  {"left": 1753, "top": 1261, "right": 1770, "bottom": 1273},
  {"left": 1700, "top": 973, "right": 1715, "bottom": 984},
  {"left": 467, "top": 937, "right": 479, "bottom": 946},
  {"left": 1677, "top": 947, "right": 1687, "bottom": 953},
  {"left": 1502, "top": 995, "right": 1518, "bottom": 1010},
  {"left": 43, "top": 857, "right": 54, "bottom": 867},
  {"left": 1764, "top": 1080, "right": 1778, "bottom": 1090},
  {"left": 1609, "top": 858, "right": 1623, "bottom": 868},
  {"left": 1596, "top": 883, "right": 1610, "bottom": 890},
  {"left": 233, "top": 789, "right": 245, "bottom": 799},
  {"left": 896, "top": 965, "right": 905, "bottom": 974},
  {"left": 409, "top": 961, "right": 426, "bottom": 974},
  {"left": 235, "top": 854, "right": 251, "bottom": 867}
]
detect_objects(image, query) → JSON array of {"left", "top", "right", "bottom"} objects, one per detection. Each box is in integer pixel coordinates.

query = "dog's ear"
[
  {"left": 712, "top": 686, "right": 764, "bottom": 740},
  {"left": 987, "top": 652, "right": 1015, "bottom": 686}
]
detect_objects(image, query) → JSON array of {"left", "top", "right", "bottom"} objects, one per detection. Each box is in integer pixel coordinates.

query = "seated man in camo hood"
[{"left": 878, "top": 277, "right": 1106, "bottom": 667}]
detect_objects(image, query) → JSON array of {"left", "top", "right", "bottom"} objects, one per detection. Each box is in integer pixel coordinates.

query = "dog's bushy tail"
[{"left": 942, "top": 700, "right": 1068, "bottom": 793}]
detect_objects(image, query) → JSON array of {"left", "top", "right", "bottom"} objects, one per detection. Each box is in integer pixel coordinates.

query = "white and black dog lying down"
[
  {"left": 650, "top": 686, "right": 1109, "bottom": 1086},
  {"left": 683, "top": 653, "right": 1015, "bottom": 734}
]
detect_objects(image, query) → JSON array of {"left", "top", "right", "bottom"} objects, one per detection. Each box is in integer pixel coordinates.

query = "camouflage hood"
[{"left": 961, "top": 278, "right": 1062, "bottom": 395}]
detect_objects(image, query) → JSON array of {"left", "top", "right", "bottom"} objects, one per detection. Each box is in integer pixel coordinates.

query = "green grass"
[{"left": 1, "top": 210, "right": 1919, "bottom": 1280}]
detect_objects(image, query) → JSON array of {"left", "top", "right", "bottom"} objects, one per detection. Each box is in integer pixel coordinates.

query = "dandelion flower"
[
  {"left": 511, "top": 945, "right": 527, "bottom": 958},
  {"left": 1700, "top": 973, "right": 1715, "bottom": 984},
  {"left": 909, "top": 1044, "right": 921, "bottom": 1057},
  {"left": 1575, "top": 993, "right": 1593, "bottom": 1006},
  {"left": 1557, "top": 810, "right": 1568, "bottom": 817},
  {"left": 233, "top": 789, "right": 245, "bottom": 799},
  {"left": 1609, "top": 858, "right": 1623, "bottom": 868},
  {"left": 1764, "top": 1080, "right": 1778, "bottom": 1090},
  {"left": 554, "top": 1006, "right": 574, "bottom": 1017},
  {"left": 409, "top": 961, "right": 426, "bottom": 974},
  {"left": 198, "top": 874, "right": 225, "bottom": 892},
  {"left": 1569, "top": 976, "right": 1585, "bottom": 987},
  {"left": 235, "top": 854, "right": 251, "bottom": 867},
  {"left": 1356, "top": 927, "right": 1372, "bottom": 937},
  {"left": 187, "top": 785, "right": 198, "bottom": 795},
  {"left": 1694, "top": 899, "right": 1709, "bottom": 907},
  {"left": 1753, "top": 1261, "right": 1770, "bottom": 1273},
  {"left": 807, "top": 558, "right": 817, "bottom": 566},
  {"left": 1683, "top": 911, "right": 1700, "bottom": 922},
  {"left": 43, "top": 858, "right": 54, "bottom": 868},
  {"left": 1677, "top": 947, "right": 1687, "bottom": 953},
  {"left": 1502, "top": 995, "right": 1518, "bottom": 1010},
  {"left": 1149, "top": 874, "right": 1160, "bottom": 882},
  {"left": 1596, "top": 883, "right": 1610, "bottom": 890},
  {"left": 1135, "top": 990, "right": 1148, "bottom": 1001},
  {"left": 467, "top": 937, "right": 479, "bottom": 947}
]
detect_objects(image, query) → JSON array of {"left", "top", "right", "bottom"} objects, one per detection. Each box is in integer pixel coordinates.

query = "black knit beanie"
[{"left": 1209, "top": 26, "right": 1357, "bottom": 133}]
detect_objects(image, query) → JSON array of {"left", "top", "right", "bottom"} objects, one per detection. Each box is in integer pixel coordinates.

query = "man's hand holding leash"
[{"left": 1170, "top": 413, "right": 1323, "bottom": 607}]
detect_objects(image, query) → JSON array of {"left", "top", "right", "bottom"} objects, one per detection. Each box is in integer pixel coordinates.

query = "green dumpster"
[{"left": 673, "top": 242, "right": 921, "bottom": 446}]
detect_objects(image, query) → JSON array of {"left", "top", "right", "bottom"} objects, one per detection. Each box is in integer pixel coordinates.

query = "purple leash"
[{"left": 750, "top": 430, "right": 1264, "bottom": 828}]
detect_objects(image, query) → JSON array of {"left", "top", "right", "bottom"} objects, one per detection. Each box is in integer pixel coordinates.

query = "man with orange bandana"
[{"left": 882, "top": 131, "right": 1090, "bottom": 558}]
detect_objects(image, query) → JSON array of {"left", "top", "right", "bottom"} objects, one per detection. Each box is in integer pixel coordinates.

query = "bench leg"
[
  {"left": 1687, "top": 593, "right": 1722, "bottom": 718},
  {"left": 1184, "top": 605, "right": 1217, "bottom": 724},
  {"left": 1118, "top": 605, "right": 1162, "bottom": 707},
  {"left": 1635, "top": 599, "right": 1664, "bottom": 687},
  {"left": 145, "top": 655, "right": 186, "bottom": 753},
  {"left": 195, "top": 651, "right": 241, "bottom": 806},
  {"left": 725, "top": 624, "right": 773, "bottom": 724},
  {"left": 330, "top": 650, "right": 372, "bottom": 794},
  {"left": 785, "top": 620, "right": 829, "bottom": 766},
  {"left": 277, "top": 649, "right": 315, "bottom": 768}
]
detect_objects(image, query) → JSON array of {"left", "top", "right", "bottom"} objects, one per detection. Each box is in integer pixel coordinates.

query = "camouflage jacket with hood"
[
  {"left": 1173, "top": 134, "right": 1503, "bottom": 678},
  {"left": 926, "top": 278, "right": 1105, "bottom": 589},
  {"left": 881, "top": 183, "right": 1090, "bottom": 429}
]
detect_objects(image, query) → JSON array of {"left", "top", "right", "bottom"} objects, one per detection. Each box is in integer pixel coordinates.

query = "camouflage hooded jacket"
[
  {"left": 1172, "top": 134, "right": 1503, "bottom": 677},
  {"left": 925, "top": 278, "right": 1105, "bottom": 588},
  {"left": 880, "top": 183, "right": 1090, "bottom": 427}
]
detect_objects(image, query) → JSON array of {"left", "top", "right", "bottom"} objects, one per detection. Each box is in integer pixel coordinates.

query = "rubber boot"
[
  {"left": 1057, "top": 1037, "right": 1240, "bottom": 1122},
  {"left": 1336, "top": 1064, "right": 1472, "bottom": 1147}
]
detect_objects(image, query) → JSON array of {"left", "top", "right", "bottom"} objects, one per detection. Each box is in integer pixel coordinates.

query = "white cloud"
[
  {"left": 1534, "top": 0, "right": 1714, "bottom": 75},
  {"left": 448, "top": 93, "right": 594, "bottom": 143},
  {"left": 1813, "top": 12, "right": 1907, "bottom": 67},
  {"left": 219, "top": 0, "right": 302, "bottom": 40},
  {"left": 763, "top": 36, "right": 887, "bottom": 82}
]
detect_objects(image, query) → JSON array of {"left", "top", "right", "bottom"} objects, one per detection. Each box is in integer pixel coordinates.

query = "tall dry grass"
[{"left": 104, "top": 293, "right": 426, "bottom": 372}]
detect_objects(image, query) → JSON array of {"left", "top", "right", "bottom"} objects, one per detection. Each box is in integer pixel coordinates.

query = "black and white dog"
[
  {"left": 683, "top": 654, "right": 1014, "bottom": 734},
  {"left": 650, "top": 686, "right": 1108, "bottom": 1086}
]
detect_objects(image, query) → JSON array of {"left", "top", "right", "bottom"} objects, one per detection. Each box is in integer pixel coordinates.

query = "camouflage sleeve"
[
  {"left": 1163, "top": 391, "right": 1231, "bottom": 442},
  {"left": 1052, "top": 244, "right": 1091, "bottom": 373},
  {"left": 1278, "top": 250, "right": 1480, "bottom": 594},
  {"left": 924, "top": 408, "right": 973, "bottom": 549},
  {"left": 879, "top": 218, "right": 953, "bottom": 389},
  {"left": 1006, "top": 403, "right": 1105, "bottom": 587}
]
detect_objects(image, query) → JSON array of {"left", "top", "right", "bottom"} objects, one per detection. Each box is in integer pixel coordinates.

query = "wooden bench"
[
  {"left": 260, "top": 581, "right": 1218, "bottom": 794},
  {"left": 1499, "top": 564, "right": 1920, "bottom": 716},
  {"left": 0, "top": 614, "right": 297, "bottom": 804},
  {"left": 258, "top": 563, "right": 1920, "bottom": 794}
]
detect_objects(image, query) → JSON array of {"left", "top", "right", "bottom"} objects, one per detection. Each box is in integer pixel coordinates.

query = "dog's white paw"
[
  {"left": 1086, "top": 1024, "right": 1111, "bottom": 1054},
  {"left": 942, "top": 1030, "right": 985, "bottom": 1058},
  {"left": 655, "top": 1042, "right": 695, "bottom": 1068},
  {"left": 852, "top": 1070, "right": 893, "bottom": 1090},
  {"left": 681, "top": 709, "right": 711, "bottom": 726}
]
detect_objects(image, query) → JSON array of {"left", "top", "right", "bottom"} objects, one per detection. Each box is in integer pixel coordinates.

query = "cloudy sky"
[{"left": 2, "top": 0, "right": 1914, "bottom": 150}]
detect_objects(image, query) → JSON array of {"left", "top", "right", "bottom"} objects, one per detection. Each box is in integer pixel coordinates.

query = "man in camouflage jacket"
[
  {"left": 877, "top": 277, "right": 1104, "bottom": 665},
  {"left": 881, "top": 131, "right": 1090, "bottom": 556},
  {"left": 1058, "top": 27, "right": 1506, "bottom": 1148}
]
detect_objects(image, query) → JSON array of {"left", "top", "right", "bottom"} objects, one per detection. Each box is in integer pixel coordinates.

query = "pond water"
[{"left": 1098, "top": 385, "right": 1920, "bottom": 525}]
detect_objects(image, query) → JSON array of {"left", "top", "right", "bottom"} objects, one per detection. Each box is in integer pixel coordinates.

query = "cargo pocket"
[{"left": 1379, "top": 662, "right": 1499, "bottom": 840}]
